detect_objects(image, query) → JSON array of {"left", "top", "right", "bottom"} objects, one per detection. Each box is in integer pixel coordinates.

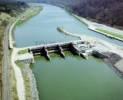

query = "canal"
[{"left": 14, "top": 4, "right": 123, "bottom": 100}]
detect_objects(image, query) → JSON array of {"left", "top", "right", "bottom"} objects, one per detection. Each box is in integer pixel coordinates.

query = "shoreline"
[
  {"left": 57, "top": 27, "right": 123, "bottom": 74},
  {"left": 20, "top": 63, "right": 39, "bottom": 100},
  {"left": 73, "top": 14, "right": 123, "bottom": 42},
  {"left": 104, "top": 58, "right": 123, "bottom": 77},
  {"left": 9, "top": 5, "right": 43, "bottom": 49},
  {"left": 9, "top": 4, "right": 42, "bottom": 100}
]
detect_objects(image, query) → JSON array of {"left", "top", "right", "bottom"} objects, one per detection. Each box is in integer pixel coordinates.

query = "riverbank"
[
  {"left": 57, "top": 27, "right": 123, "bottom": 74},
  {"left": 16, "top": 62, "right": 39, "bottom": 100},
  {"left": 103, "top": 53, "right": 123, "bottom": 76},
  {"left": 9, "top": 5, "right": 43, "bottom": 49},
  {"left": 10, "top": 4, "right": 42, "bottom": 100},
  {"left": 1, "top": 13, "right": 15, "bottom": 100},
  {"left": 92, "top": 50, "right": 123, "bottom": 76},
  {"left": 73, "top": 14, "right": 123, "bottom": 42},
  {"left": 17, "top": 6, "right": 43, "bottom": 25}
]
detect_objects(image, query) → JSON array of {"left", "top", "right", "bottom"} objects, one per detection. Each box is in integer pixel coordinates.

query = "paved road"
[{"left": 2, "top": 23, "right": 12, "bottom": 100}]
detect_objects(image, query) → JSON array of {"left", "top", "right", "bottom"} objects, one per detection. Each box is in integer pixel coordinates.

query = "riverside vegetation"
[
  {"left": 0, "top": 2, "right": 29, "bottom": 99},
  {"left": 38, "top": 0, "right": 123, "bottom": 28},
  {"left": 0, "top": 12, "right": 11, "bottom": 99},
  {"left": 9, "top": 3, "right": 42, "bottom": 100}
]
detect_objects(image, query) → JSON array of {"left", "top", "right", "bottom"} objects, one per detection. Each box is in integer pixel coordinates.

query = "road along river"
[{"left": 14, "top": 4, "right": 123, "bottom": 100}]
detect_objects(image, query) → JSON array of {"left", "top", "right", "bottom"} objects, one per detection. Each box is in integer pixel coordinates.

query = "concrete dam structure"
[{"left": 28, "top": 40, "right": 92, "bottom": 60}]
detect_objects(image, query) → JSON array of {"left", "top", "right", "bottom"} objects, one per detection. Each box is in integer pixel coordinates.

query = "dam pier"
[{"left": 27, "top": 40, "right": 95, "bottom": 61}]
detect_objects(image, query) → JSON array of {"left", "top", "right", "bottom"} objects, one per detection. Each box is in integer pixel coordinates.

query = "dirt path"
[{"left": 11, "top": 48, "right": 25, "bottom": 100}]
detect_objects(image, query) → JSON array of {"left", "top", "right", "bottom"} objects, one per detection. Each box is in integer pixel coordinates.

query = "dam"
[
  {"left": 14, "top": 4, "right": 123, "bottom": 100},
  {"left": 28, "top": 40, "right": 94, "bottom": 60}
]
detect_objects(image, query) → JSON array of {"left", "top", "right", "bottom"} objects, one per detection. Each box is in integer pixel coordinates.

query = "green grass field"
[{"left": 96, "top": 28, "right": 123, "bottom": 41}]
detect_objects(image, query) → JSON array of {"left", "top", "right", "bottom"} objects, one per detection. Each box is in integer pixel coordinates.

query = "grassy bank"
[
  {"left": 0, "top": 3, "right": 42, "bottom": 100},
  {"left": 10, "top": 67, "right": 18, "bottom": 100},
  {"left": 96, "top": 28, "right": 123, "bottom": 41},
  {"left": 10, "top": 5, "right": 42, "bottom": 100},
  {"left": 16, "top": 60, "right": 39, "bottom": 100},
  {"left": 0, "top": 12, "right": 12, "bottom": 99},
  {"left": 72, "top": 14, "right": 89, "bottom": 26},
  {"left": 16, "top": 61, "right": 32, "bottom": 100},
  {"left": 0, "top": 13, "right": 11, "bottom": 66},
  {"left": 73, "top": 14, "right": 123, "bottom": 42},
  {"left": 10, "top": 6, "right": 42, "bottom": 48},
  {"left": 17, "top": 6, "right": 43, "bottom": 25}
]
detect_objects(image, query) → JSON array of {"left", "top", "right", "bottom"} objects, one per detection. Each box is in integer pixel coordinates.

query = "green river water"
[{"left": 14, "top": 4, "right": 123, "bottom": 100}]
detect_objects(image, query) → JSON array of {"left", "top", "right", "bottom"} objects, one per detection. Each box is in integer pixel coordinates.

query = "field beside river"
[{"left": 73, "top": 14, "right": 123, "bottom": 42}]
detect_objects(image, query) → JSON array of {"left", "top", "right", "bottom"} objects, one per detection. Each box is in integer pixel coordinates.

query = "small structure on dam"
[
  {"left": 16, "top": 53, "right": 34, "bottom": 63},
  {"left": 17, "top": 39, "right": 115, "bottom": 65},
  {"left": 28, "top": 40, "right": 95, "bottom": 61}
]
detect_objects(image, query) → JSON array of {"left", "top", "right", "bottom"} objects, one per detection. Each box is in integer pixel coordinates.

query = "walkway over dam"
[{"left": 28, "top": 40, "right": 94, "bottom": 60}]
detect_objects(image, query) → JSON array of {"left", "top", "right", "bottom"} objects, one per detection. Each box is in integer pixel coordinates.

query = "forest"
[
  {"left": 40, "top": 0, "right": 123, "bottom": 28},
  {"left": 0, "top": 0, "right": 123, "bottom": 28},
  {"left": 70, "top": 0, "right": 123, "bottom": 28}
]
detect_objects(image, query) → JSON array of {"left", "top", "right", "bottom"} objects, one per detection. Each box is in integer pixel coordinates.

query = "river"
[
  {"left": 14, "top": 4, "right": 123, "bottom": 100},
  {"left": 14, "top": 4, "right": 123, "bottom": 47}
]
